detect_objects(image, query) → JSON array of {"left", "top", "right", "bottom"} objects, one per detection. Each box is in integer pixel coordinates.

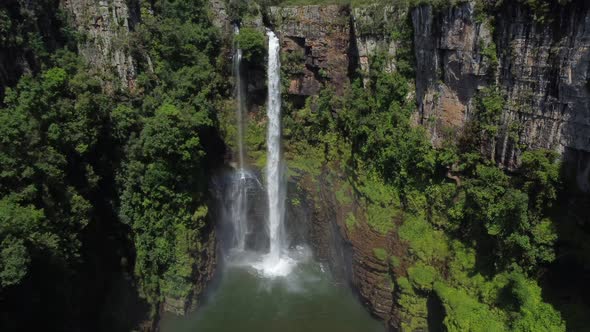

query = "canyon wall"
[
  {"left": 59, "top": 0, "right": 216, "bottom": 320},
  {"left": 414, "top": 1, "right": 590, "bottom": 190},
  {"left": 269, "top": 5, "right": 353, "bottom": 96},
  {"left": 266, "top": 1, "right": 590, "bottom": 191},
  {"left": 60, "top": 0, "right": 138, "bottom": 90},
  {"left": 266, "top": 1, "right": 590, "bottom": 330}
]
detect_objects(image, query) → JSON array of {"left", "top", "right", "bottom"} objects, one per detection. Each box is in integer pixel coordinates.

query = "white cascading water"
[
  {"left": 255, "top": 30, "right": 294, "bottom": 277},
  {"left": 234, "top": 25, "right": 246, "bottom": 172},
  {"left": 231, "top": 25, "right": 248, "bottom": 250},
  {"left": 266, "top": 30, "right": 283, "bottom": 265}
]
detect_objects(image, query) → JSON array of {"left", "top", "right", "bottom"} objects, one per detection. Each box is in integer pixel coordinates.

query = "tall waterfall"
[
  {"left": 256, "top": 30, "right": 293, "bottom": 277},
  {"left": 222, "top": 28, "right": 295, "bottom": 277},
  {"left": 231, "top": 25, "right": 248, "bottom": 250},
  {"left": 234, "top": 25, "right": 246, "bottom": 171},
  {"left": 266, "top": 30, "right": 284, "bottom": 265}
]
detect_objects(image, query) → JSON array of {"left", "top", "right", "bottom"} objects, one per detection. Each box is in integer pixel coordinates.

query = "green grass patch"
[
  {"left": 359, "top": 173, "right": 400, "bottom": 234},
  {"left": 390, "top": 255, "right": 401, "bottom": 268},
  {"left": 366, "top": 202, "right": 396, "bottom": 234},
  {"left": 434, "top": 282, "right": 506, "bottom": 332},
  {"left": 397, "top": 276, "right": 429, "bottom": 330},
  {"left": 408, "top": 262, "right": 437, "bottom": 291},
  {"left": 398, "top": 214, "right": 449, "bottom": 263},
  {"left": 335, "top": 181, "right": 352, "bottom": 205},
  {"left": 373, "top": 247, "right": 388, "bottom": 261},
  {"left": 345, "top": 212, "right": 357, "bottom": 232},
  {"left": 285, "top": 143, "right": 324, "bottom": 178}
]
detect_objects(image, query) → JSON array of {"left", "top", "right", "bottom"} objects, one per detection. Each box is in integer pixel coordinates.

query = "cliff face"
[
  {"left": 266, "top": 1, "right": 590, "bottom": 330},
  {"left": 163, "top": 230, "right": 217, "bottom": 316},
  {"left": 266, "top": 1, "right": 590, "bottom": 191},
  {"left": 0, "top": 0, "right": 138, "bottom": 99},
  {"left": 60, "top": 0, "right": 218, "bottom": 321},
  {"left": 269, "top": 5, "right": 352, "bottom": 96},
  {"left": 414, "top": 2, "right": 590, "bottom": 190},
  {"left": 413, "top": 3, "right": 493, "bottom": 144},
  {"left": 60, "top": 0, "right": 137, "bottom": 90},
  {"left": 292, "top": 171, "right": 396, "bottom": 325}
]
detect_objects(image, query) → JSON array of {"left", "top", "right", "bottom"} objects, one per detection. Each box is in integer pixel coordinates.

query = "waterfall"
[
  {"left": 231, "top": 25, "right": 248, "bottom": 250},
  {"left": 266, "top": 30, "right": 284, "bottom": 265},
  {"left": 252, "top": 29, "right": 295, "bottom": 277},
  {"left": 234, "top": 25, "right": 246, "bottom": 171},
  {"left": 223, "top": 28, "right": 295, "bottom": 277}
]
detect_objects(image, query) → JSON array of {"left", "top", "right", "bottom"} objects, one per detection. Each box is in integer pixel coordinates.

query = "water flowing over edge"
[
  {"left": 231, "top": 25, "right": 248, "bottom": 251},
  {"left": 254, "top": 29, "right": 295, "bottom": 277}
]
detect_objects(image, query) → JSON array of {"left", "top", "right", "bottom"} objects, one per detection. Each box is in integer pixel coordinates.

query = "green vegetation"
[
  {"left": 0, "top": 0, "right": 226, "bottom": 327},
  {"left": 119, "top": 103, "right": 213, "bottom": 303},
  {"left": 119, "top": 0, "right": 223, "bottom": 308},
  {"left": 390, "top": 256, "right": 401, "bottom": 268},
  {"left": 399, "top": 215, "right": 449, "bottom": 263},
  {"left": 235, "top": 28, "right": 266, "bottom": 63},
  {"left": 345, "top": 213, "right": 357, "bottom": 231},
  {"left": 372, "top": 248, "right": 388, "bottom": 261},
  {"left": 362, "top": 175, "right": 400, "bottom": 234},
  {"left": 408, "top": 262, "right": 437, "bottom": 290},
  {"left": 0, "top": 54, "right": 107, "bottom": 277},
  {"left": 275, "top": 2, "right": 566, "bottom": 329},
  {"left": 434, "top": 282, "right": 506, "bottom": 331},
  {"left": 0, "top": 0, "right": 583, "bottom": 330}
]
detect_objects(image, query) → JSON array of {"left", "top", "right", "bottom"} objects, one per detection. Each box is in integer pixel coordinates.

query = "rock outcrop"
[
  {"left": 266, "top": 1, "right": 590, "bottom": 191},
  {"left": 61, "top": 0, "right": 137, "bottom": 90},
  {"left": 413, "top": 3, "right": 493, "bottom": 145},
  {"left": 352, "top": 5, "right": 406, "bottom": 80},
  {"left": 413, "top": 1, "right": 590, "bottom": 190},
  {"left": 268, "top": 5, "right": 352, "bottom": 96}
]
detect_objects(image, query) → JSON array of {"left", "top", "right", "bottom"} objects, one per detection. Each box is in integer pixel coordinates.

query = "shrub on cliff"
[
  {"left": 236, "top": 27, "right": 266, "bottom": 64},
  {"left": 434, "top": 282, "right": 506, "bottom": 332},
  {"left": 119, "top": 103, "right": 212, "bottom": 304},
  {"left": 508, "top": 272, "right": 566, "bottom": 331}
]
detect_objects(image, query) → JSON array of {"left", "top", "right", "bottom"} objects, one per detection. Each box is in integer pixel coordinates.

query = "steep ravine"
[
  {"left": 2, "top": 0, "right": 588, "bottom": 330},
  {"left": 39, "top": 0, "right": 590, "bottom": 330}
]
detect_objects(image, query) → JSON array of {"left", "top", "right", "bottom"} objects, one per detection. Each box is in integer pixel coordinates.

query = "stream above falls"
[{"left": 159, "top": 251, "right": 385, "bottom": 332}]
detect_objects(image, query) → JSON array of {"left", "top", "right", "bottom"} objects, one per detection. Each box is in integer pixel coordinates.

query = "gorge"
[
  {"left": 0, "top": 0, "right": 589, "bottom": 331},
  {"left": 159, "top": 28, "right": 384, "bottom": 331}
]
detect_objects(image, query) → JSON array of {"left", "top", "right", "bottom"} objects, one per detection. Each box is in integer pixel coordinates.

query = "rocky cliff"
[
  {"left": 414, "top": 1, "right": 590, "bottom": 190},
  {"left": 60, "top": 0, "right": 217, "bottom": 319},
  {"left": 264, "top": 1, "right": 590, "bottom": 330},
  {"left": 269, "top": 5, "right": 353, "bottom": 96},
  {"left": 263, "top": 1, "right": 590, "bottom": 192},
  {"left": 60, "top": 0, "right": 138, "bottom": 90}
]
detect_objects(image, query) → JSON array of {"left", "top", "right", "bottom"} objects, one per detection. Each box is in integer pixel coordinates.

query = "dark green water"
[{"left": 159, "top": 258, "right": 385, "bottom": 332}]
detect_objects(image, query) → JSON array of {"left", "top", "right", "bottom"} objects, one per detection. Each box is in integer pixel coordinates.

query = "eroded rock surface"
[
  {"left": 269, "top": 5, "right": 352, "bottom": 96},
  {"left": 61, "top": 0, "right": 137, "bottom": 90},
  {"left": 413, "top": 2, "right": 590, "bottom": 190}
]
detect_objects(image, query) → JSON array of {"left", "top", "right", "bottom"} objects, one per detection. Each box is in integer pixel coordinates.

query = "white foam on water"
[{"left": 253, "top": 255, "right": 296, "bottom": 278}]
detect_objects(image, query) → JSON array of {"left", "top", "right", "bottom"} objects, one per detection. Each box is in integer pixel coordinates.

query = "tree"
[
  {"left": 0, "top": 196, "right": 58, "bottom": 290},
  {"left": 463, "top": 165, "right": 557, "bottom": 271},
  {"left": 235, "top": 27, "right": 265, "bottom": 63},
  {"left": 519, "top": 149, "right": 560, "bottom": 213},
  {"left": 120, "top": 103, "right": 211, "bottom": 303},
  {"left": 508, "top": 272, "right": 565, "bottom": 331}
]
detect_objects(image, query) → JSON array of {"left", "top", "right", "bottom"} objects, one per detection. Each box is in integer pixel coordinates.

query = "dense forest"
[
  {"left": 0, "top": 0, "right": 225, "bottom": 329},
  {"left": 0, "top": 0, "right": 589, "bottom": 331}
]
